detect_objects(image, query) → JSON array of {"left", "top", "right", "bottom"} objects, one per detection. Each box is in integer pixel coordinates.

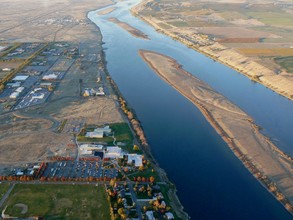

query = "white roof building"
[
  {"left": 104, "top": 146, "right": 123, "bottom": 159},
  {"left": 165, "top": 212, "right": 175, "bottom": 220},
  {"left": 86, "top": 126, "right": 112, "bottom": 138},
  {"left": 7, "top": 82, "right": 21, "bottom": 88},
  {"left": 80, "top": 144, "right": 103, "bottom": 155},
  {"left": 146, "top": 211, "right": 155, "bottom": 220},
  {"left": 9, "top": 92, "right": 20, "bottom": 99},
  {"left": 32, "top": 93, "right": 45, "bottom": 99},
  {"left": 15, "top": 87, "right": 24, "bottom": 93},
  {"left": 43, "top": 73, "right": 58, "bottom": 80},
  {"left": 86, "top": 131, "right": 104, "bottom": 138},
  {"left": 127, "top": 154, "right": 143, "bottom": 167},
  {"left": 13, "top": 75, "right": 29, "bottom": 81}
]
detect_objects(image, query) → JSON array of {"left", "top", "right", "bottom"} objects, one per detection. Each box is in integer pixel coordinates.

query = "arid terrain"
[
  {"left": 140, "top": 49, "right": 293, "bottom": 213},
  {"left": 0, "top": 0, "right": 125, "bottom": 167},
  {"left": 132, "top": 0, "right": 293, "bottom": 99}
]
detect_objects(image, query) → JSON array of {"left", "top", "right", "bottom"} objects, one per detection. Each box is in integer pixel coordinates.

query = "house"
[
  {"left": 165, "top": 212, "right": 175, "bottom": 220},
  {"left": 127, "top": 154, "right": 143, "bottom": 167},
  {"left": 146, "top": 211, "right": 155, "bottom": 220}
]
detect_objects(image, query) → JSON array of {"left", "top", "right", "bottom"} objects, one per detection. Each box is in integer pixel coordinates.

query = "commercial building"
[
  {"left": 127, "top": 154, "right": 143, "bottom": 167},
  {"left": 104, "top": 146, "right": 123, "bottom": 159}
]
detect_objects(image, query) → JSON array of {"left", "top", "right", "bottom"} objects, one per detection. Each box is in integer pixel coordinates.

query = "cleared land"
[
  {"left": 108, "top": 17, "right": 149, "bottom": 40},
  {"left": 133, "top": 0, "right": 293, "bottom": 98},
  {"left": 139, "top": 49, "right": 293, "bottom": 213},
  {"left": 0, "top": 0, "right": 123, "bottom": 166},
  {"left": 1, "top": 184, "right": 111, "bottom": 220}
]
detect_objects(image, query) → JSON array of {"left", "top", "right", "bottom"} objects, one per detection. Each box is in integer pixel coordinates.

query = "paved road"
[{"left": 128, "top": 183, "right": 143, "bottom": 220}]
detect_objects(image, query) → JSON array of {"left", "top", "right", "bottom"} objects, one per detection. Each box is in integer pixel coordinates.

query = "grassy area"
[
  {"left": 275, "top": 56, "right": 293, "bottom": 73},
  {"left": 127, "top": 166, "right": 160, "bottom": 181},
  {"left": 2, "top": 184, "right": 111, "bottom": 220},
  {"left": 0, "top": 183, "right": 10, "bottom": 199}
]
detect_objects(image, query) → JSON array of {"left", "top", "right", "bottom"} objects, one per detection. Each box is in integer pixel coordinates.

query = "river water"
[{"left": 88, "top": 0, "right": 293, "bottom": 219}]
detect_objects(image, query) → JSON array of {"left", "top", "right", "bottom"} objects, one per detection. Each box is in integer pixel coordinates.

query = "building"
[
  {"left": 86, "top": 130, "right": 104, "bottom": 138},
  {"left": 9, "top": 92, "right": 20, "bottom": 99},
  {"left": 146, "top": 211, "right": 155, "bottom": 220},
  {"left": 86, "top": 126, "right": 112, "bottom": 138},
  {"left": 7, "top": 82, "right": 21, "bottom": 88},
  {"left": 42, "top": 73, "right": 58, "bottom": 80},
  {"left": 104, "top": 146, "right": 123, "bottom": 159},
  {"left": 127, "top": 154, "right": 143, "bottom": 167},
  {"left": 12, "top": 75, "right": 28, "bottom": 81},
  {"left": 165, "top": 212, "right": 175, "bottom": 220},
  {"left": 79, "top": 144, "right": 103, "bottom": 155},
  {"left": 15, "top": 87, "right": 24, "bottom": 93}
]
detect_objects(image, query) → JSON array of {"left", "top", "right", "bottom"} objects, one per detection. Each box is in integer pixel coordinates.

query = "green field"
[
  {"left": 275, "top": 56, "right": 293, "bottom": 73},
  {"left": 0, "top": 183, "right": 10, "bottom": 198},
  {"left": 1, "top": 184, "right": 111, "bottom": 220}
]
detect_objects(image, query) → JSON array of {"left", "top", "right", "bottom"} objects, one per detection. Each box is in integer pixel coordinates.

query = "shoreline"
[
  {"left": 139, "top": 49, "right": 293, "bottom": 215},
  {"left": 131, "top": 0, "right": 293, "bottom": 101},
  {"left": 97, "top": 41, "right": 189, "bottom": 219}
]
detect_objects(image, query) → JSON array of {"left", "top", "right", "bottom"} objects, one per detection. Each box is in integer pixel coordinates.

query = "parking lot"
[{"left": 42, "top": 160, "right": 118, "bottom": 179}]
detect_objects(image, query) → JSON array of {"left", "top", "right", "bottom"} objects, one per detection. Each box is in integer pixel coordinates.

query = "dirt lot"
[{"left": 0, "top": 0, "right": 112, "bottom": 42}]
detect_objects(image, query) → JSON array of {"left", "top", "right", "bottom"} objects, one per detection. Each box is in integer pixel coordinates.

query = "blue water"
[{"left": 88, "top": 1, "right": 293, "bottom": 219}]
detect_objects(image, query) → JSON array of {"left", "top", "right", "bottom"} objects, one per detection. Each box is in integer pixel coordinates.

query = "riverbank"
[
  {"left": 139, "top": 49, "right": 293, "bottom": 215},
  {"left": 99, "top": 48, "right": 190, "bottom": 219},
  {"left": 131, "top": 0, "right": 293, "bottom": 101}
]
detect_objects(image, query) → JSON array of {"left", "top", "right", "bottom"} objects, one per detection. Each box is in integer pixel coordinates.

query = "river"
[{"left": 88, "top": 0, "right": 293, "bottom": 219}]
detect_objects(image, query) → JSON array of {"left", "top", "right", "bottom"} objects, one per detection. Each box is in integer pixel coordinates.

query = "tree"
[
  {"left": 133, "top": 145, "right": 140, "bottom": 151},
  {"left": 110, "top": 178, "right": 116, "bottom": 187},
  {"left": 118, "top": 207, "right": 125, "bottom": 216},
  {"left": 150, "top": 176, "right": 155, "bottom": 183},
  {"left": 139, "top": 166, "right": 144, "bottom": 172}
]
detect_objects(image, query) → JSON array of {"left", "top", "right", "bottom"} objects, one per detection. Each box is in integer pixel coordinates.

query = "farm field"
[
  {"left": 1, "top": 184, "right": 111, "bottom": 220},
  {"left": 237, "top": 48, "right": 293, "bottom": 57}
]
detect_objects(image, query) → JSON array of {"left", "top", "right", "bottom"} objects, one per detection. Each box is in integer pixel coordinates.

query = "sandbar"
[
  {"left": 108, "top": 17, "right": 149, "bottom": 40},
  {"left": 97, "top": 7, "right": 116, "bottom": 15},
  {"left": 139, "top": 49, "right": 293, "bottom": 213}
]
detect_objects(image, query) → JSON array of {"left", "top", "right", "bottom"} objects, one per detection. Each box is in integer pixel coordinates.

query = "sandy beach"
[{"left": 139, "top": 49, "right": 293, "bottom": 214}]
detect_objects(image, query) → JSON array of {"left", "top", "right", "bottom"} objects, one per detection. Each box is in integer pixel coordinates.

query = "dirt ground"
[
  {"left": 0, "top": 0, "right": 125, "bottom": 166},
  {"left": 0, "top": 0, "right": 112, "bottom": 42}
]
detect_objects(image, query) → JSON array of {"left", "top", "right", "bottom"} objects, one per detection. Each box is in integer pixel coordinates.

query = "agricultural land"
[{"left": 132, "top": 0, "right": 293, "bottom": 99}]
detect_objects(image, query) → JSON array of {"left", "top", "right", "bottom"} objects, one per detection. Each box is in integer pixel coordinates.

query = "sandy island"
[
  {"left": 139, "top": 49, "right": 293, "bottom": 214},
  {"left": 97, "top": 7, "right": 116, "bottom": 15},
  {"left": 108, "top": 17, "right": 149, "bottom": 40}
]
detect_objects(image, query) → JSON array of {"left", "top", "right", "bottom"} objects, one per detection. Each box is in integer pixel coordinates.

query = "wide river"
[{"left": 88, "top": 0, "right": 293, "bottom": 219}]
